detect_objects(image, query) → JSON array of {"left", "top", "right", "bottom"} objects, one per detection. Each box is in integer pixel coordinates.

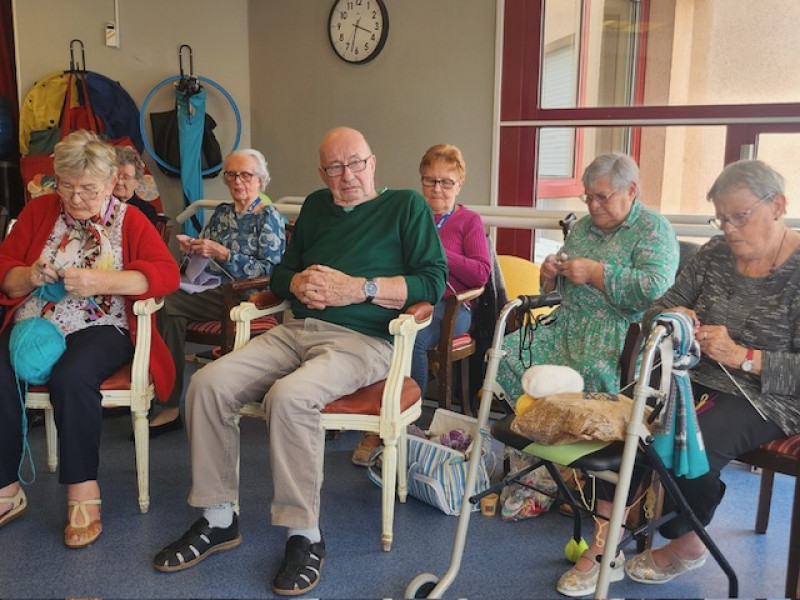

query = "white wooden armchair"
[
  {"left": 25, "top": 297, "right": 163, "bottom": 514},
  {"left": 233, "top": 291, "right": 432, "bottom": 551}
]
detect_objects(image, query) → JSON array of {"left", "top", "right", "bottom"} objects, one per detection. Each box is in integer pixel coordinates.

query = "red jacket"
[{"left": 0, "top": 195, "right": 180, "bottom": 401}]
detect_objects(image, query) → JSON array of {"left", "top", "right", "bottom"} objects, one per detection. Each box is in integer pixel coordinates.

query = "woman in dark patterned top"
[{"left": 557, "top": 159, "right": 800, "bottom": 596}]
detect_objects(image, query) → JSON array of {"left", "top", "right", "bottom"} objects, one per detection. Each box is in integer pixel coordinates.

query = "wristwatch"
[
  {"left": 741, "top": 348, "right": 755, "bottom": 372},
  {"left": 363, "top": 278, "right": 378, "bottom": 303}
]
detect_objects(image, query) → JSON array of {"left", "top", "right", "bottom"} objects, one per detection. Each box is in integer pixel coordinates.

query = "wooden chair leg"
[
  {"left": 44, "top": 407, "right": 58, "bottom": 473},
  {"left": 439, "top": 361, "right": 453, "bottom": 412},
  {"left": 131, "top": 408, "right": 150, "bottom": 514},
  {"left": 381, "top": 436, "right": 398, "bottom": 552},
  {"left": 755, "top": 468, "right": 775, "bottom": 534},
  {"left": 397, "top": 430, "right": 409, "bottom": 503}
]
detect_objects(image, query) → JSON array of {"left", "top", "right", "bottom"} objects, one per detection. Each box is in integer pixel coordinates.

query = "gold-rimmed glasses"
[
  {"left": 581, "top": 188, "right": 619, "bottom": 205},
  {"left": 56, "top": 185, "right": 102, "bottom": 202},
  {"left": 708, "top": 194, "right": 775, "bottom": 230}
]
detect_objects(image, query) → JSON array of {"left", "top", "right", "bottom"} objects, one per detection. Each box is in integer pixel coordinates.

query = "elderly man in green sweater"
[{"left": 153, "top": 127, "right": 447, "bottom": 596}]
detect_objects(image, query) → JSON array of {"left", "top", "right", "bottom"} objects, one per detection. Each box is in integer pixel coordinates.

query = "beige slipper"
[
  {"left": 0, "top": 487, "right": 27, "bottom": 528},
  {"left": 625, "top": 546, "right": 708, "bottom": 584}
]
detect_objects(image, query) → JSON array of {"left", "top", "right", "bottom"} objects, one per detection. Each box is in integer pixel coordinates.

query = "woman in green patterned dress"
[{"left": 496, "top": 153, "right": 679, "bottom": 404}]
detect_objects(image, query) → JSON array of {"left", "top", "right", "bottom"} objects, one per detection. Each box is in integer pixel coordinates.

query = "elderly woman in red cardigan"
[{"left": 0, "top": 130, "right": 179, "bottom": 548}]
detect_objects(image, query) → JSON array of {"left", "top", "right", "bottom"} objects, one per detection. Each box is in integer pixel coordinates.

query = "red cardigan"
[{"left": 0, "top": 195, "right": 180, "bottom": 402}]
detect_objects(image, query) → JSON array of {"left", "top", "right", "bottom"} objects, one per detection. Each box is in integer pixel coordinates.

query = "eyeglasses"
[
  {"left": 581, "top": 188, "right": 619, "bottom": 205},
  {"left": 708, "top": 194, "right": 774, "bottom": 230},
  {"left": 322, "top": 156, "right": 372, "bottom": 177},
  {"left": 223, "top": 171, "right": 256, "bottom": 183},
  {"left": 117, "top": 175, "right": 137, "bottom": 182},
  {"left": 56, "top": 185, "right": 101, "bottom": 202},
  {"left": 421, "top": 176, "right": 458, "bottom": 190}
]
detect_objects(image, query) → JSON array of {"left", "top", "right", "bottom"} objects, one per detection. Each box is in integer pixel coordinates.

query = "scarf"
[{"left": 650, "top": 311, "right": 710, "bottom": 479}]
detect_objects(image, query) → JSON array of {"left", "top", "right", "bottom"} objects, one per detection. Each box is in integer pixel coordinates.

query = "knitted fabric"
[{"left": 650, "top": 311, "right": 710, "bottom": 479}]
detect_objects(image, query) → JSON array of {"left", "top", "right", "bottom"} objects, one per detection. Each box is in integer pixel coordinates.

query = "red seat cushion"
[
  {"left": 451, "top": 333, "right": 473, "bottom": 350},
  {"left": 186, "top": 315, "right": 279, "bottom": 335},
  {"left": 28, "top": 364, "right": 143, "bottom": 393},
  {"left": 322, "top": 377, "right": 421, "bottom": 416},
  {"left": 762, "top": 434, "right": 800, "bottom": 456}
]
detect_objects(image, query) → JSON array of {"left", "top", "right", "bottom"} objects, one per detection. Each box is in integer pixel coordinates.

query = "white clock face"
[{"left": 328, "top": 0, "right": 389, "bottom": 64}]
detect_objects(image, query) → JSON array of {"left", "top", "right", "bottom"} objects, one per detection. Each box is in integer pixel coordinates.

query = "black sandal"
[
  {"left": 153, "top": 515, "right": 241, "bottom": 572},
  {"left": 272, "top": 535, "right": 326, "bottom": 596}
]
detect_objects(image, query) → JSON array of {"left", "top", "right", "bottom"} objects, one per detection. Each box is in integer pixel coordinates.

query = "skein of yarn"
[{"left": 9, "top": 317, "right": 66, "bottom": 384}]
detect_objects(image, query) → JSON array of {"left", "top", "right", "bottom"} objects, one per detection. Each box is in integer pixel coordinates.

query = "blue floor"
[{"left": 1, "top": 357, "right": 794, "bottom": 599}]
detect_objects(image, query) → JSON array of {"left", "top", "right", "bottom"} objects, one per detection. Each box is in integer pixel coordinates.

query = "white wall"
[
  {"left": 14, "top": 0, "right": 252, "bottom": 218},
  {"left": 14, "top": 0, "right": 497, "bottom": 213},
  {"left": 247, "top": 0, "right": 497, "bottom": 204}
]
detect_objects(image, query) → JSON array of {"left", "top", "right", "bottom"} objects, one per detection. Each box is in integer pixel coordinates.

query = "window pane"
[
  {"left": 755, "top": 134, "right": 800, "bottom": 220},
  {"left": 541, "top": 0, "right": 800, "bottom": 108},
  {"left": 534, "top": 124, "right": 729, "bottom": 259}
]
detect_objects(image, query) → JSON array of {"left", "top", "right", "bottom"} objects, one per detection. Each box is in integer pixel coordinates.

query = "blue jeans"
[{"left": 411, "top": 300, "right": 472, "bottom": 397}]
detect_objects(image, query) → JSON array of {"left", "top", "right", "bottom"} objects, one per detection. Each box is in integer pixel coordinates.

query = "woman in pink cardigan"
[
  {"left": 352, "top": 144, "right": 491, "bottom": 465},
  {"left": 0, "top": 130, "right": 179, "bottom": 548}
]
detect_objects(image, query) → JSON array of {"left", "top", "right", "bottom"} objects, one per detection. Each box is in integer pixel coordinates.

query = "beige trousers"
[{"left": 185, "top": 317, "right": 392, "bottom": 529}]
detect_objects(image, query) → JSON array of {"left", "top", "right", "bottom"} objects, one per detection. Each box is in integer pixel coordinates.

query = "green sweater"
[{"left": 271, "top": 188, "right": 447, "bottom": 341}]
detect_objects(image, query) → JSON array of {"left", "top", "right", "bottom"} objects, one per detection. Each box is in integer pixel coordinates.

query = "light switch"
[{"left": 105, "top": 22, "right": 118, "bottom": 48}]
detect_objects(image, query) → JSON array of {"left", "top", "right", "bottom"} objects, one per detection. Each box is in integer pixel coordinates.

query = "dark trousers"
[
  {"left": 597, "top": 382, "right": 784, "bottom": 539},
  {"left": 157, "top": 287, "right": 225, "bottom": 409},
  {"left": 0, "top": 324, "right": 133, "bottom": 487}
]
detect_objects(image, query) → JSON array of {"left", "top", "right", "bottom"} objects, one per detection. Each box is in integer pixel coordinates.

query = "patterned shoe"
[
  {"left": 556, "top": 548, "right": 625, "bottom": 597},
  {"left": 625, "top": 547, "right": 708, "bottom": 584},
  {"left": 272, "top": 535, "right": 326, "bottom": 596}
]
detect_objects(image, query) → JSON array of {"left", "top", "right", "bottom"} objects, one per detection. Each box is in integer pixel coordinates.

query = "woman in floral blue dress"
[
  {"left": 496, "top": 154, "right": 678, "bottom": 404},
  {"left": 152, "top": 149, "right": 286, "bottom": 434}
]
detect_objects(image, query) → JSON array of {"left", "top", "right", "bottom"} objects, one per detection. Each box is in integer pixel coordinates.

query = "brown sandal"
[
  {"left": 0, "top": 487, "right": 27, "bottom": 528},
  {"left": 64, "top": 498, "right": 103, "bottom": 549}
]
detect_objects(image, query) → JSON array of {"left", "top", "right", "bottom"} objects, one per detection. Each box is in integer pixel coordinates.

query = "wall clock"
[{"left": 328, "top": 0, "right": 389, "bottom": 64}]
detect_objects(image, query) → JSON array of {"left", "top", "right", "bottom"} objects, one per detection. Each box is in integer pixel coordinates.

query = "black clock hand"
[{"left": 347, "top": 22, "right": 358, "bottom": 55}]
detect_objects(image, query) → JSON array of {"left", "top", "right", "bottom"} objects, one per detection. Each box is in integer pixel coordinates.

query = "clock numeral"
[
  {"left": 338, "top": 10, "right": 347, "bottom": 19},
  {"left": 374, "top": 22, "right": 380, "bottom": 31},
  {"left": 339, "top": 33, "right": 345, "bottom": 42},
  {"left": 345, "top": 1, "right": 354, "bottom": 9}
]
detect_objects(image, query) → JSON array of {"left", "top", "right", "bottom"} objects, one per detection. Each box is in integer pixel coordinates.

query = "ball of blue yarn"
[{"left": 9, "top": 317, "right": 66, "bottom": 385}]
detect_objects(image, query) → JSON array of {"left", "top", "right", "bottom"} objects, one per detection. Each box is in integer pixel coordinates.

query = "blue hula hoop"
[{"left": 139, "top": 75, "right": 242, "bottom": 176}]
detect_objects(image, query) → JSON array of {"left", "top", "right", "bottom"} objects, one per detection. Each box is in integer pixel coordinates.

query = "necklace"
[{"left": 769, "top": 227, "right": 788, "bottom": 273}]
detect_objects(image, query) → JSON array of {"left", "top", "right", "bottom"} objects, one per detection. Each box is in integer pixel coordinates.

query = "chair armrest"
[
  {"left": 227, "top": 275, "right": 272, "bottom": 294},
  {"left": 230, "top": 291, "right": 291, "bottom": 351},
  {"left": 437, "top": 287, "right": 485, "bottom": 354},
  {"left": 379, "top": 301, "right": 434, "bottom": 428},
  {"left": 454, "top": 286, "right": 485, "bottom": 304}
]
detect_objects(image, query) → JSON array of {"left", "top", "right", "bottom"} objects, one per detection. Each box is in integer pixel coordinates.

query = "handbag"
[
  {"left": 24, "top": 72, "right": 104, "bottom": 158},
  {"left": 367, "top": 409, "right": 491, "bottom": 516},
  {"left": 20, "top": 72, "right": 105, "bottom": 203}
]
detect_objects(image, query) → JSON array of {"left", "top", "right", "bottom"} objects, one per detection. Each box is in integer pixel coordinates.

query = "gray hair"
[
  {"left": 707, "top": 159, "right": 785, "bottom": 203},
  {"left": 115, "top": 145, "right": 145, "bottom": 180},
  {"left": 226, "top": 148, "right": 270, "bottom": 192},
  {"left": 53, "top": 130, "right": 117, "bottom": 181},
  {"left": 582, "top": 153, "right": 640, "bottom": 198}
]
